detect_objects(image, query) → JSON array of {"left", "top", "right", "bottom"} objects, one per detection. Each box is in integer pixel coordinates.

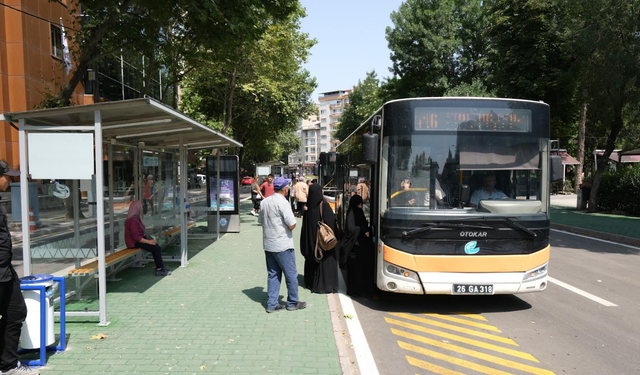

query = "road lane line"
[
  {"left": 399, "top": 342, "right": 515, "bottom": 375},
  {"left": 423, "top": 313, "right": 502, "bottom": 332},
  {"left": 336, "top": 272, "right": 379, "bottom": 375},
  {"left": 385, "top": 317, "right": 539, "bottom": 362},
  {"left": 394, "top": 330, "right": 556, "bottom": 375},
  {"left": 547, "top": 277, "right": 618, "bottom": 307},
  {"left": 406, "top": 356, "right": 469, "bottom": 375},
  {"left": 390, "top": 313, "right": 518, "bottom": 346},
  {"left": 453, "top": 313, "right": 488, "bottom": 321},
  {"left": 550, "top": 229, "right": 640, "bottom": 251}
]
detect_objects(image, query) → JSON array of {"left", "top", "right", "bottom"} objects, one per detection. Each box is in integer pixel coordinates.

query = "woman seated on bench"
[{"left": 125, "top": 201, "right": 172, "bottom": 276}]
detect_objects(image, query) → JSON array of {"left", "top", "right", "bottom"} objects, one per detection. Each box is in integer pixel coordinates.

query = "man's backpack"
[{"left": 315, "top": 201, "right": 337, "bottom": 260}]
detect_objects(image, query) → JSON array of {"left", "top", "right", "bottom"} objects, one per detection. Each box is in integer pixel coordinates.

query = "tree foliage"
[
  {"left": 179, "top": 3, "right": 316, "bottom": 166},
  {"left": 335, "top": 71, "right": 383, "bottom": 142}
]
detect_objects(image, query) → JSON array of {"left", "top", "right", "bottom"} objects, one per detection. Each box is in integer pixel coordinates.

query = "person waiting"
[
  {"left": 125, "top": 201, "right": 171, "bottom": 276},
  {"left": 469, "top": 173, "right": 507, "bottom": 208}
]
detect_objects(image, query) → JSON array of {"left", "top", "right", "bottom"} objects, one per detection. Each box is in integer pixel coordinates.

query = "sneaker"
[
  {"left": 266, "top": 304, "right": 286, "bottom": 313},
  {"left": 155, "top": 268, "right": 172, "bottom": 276},
  {"left": 286, "top": 301, "right": 307, "bottom": 311},
  {"left": 1, "top": 362, "right": 40, "bottom": 375}
]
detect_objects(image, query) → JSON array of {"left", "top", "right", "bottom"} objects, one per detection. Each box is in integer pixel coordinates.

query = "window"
[
  {"left": 321, "top": 135, "right": 328, "bottom": 140},
  {"left": 311, "top": 156, "right": 316, "bottom": 161},
  {"left": 321, "top": 127, "right": 327, "bottom": 131},
  {"left": 320, "top": 109, "right": 327, "bottom": 115},
  {"left": 331, "top": 108, "right": 342, "bottom": 114},
  {"left": 321, "top": 143, "right": 328, "bottom": 148},
  {"left": 306, "top": 156, "right": 309, "bottom": 161},
  {"left": 311, "top": 147, "right": 316, "bottom": 153},
  {"left": 330, "top": 118, "right": 339, "bottom": 123},
  {"left": 51, "top": 25, "right": 63, "bottom": 58},
  {"left": 321, "top": 118, "right": 327, "bottom": 123},
  {"left": 310, "top": 139, "right": 316, "bottom": 145},
  {"left": 305, "top": 147, "right": 309, "bottom": 152}
]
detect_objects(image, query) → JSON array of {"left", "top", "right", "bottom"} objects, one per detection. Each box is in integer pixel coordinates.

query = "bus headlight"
[
  {"left": 384, "top": 261, "right": 420, "bottom": 282},
  {"left": 522, "top": 263, "right": 548, "bottom": 281}
]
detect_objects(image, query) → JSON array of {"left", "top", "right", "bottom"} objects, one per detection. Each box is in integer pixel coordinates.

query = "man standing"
[
  {"left": 258, "top": 177, "right": 306, "bottom": 313},
  {"left": 293, "top": 177, "right": 308, "bottom": 218},
  {"left": 356, "top": 178, "right": 369, "bottom": 202},
  {"left": 259, "top": 174, "right": 275, "bottom": 199},
  {"left": 0, "top": 160, "right": 39, "bottom": 375}
]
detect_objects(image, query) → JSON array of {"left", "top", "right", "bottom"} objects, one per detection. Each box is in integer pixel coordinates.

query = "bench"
[
  {"left": 157, "top": 222, "right": 196, "bottom": 238},
  {"left": 68, "top": 248, "right": 143, "bottom": 277}
]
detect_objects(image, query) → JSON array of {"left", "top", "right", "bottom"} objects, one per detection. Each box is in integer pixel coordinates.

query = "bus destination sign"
[{"left": 414, "top": 107, "right": 532, "bottom": 132}]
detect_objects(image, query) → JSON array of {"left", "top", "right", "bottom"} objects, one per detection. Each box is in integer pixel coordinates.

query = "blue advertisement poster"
[{"left": 209, "top": 177, "right": 236, "bottom": 211}]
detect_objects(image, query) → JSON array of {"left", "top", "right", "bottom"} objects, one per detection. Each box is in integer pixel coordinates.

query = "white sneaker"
[{"left": 1, "top": 362, "right": 40, "bottom": 375}]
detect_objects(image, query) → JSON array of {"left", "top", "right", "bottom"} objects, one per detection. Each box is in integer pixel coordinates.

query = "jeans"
[
  {"left": 135, "top": 242, "right": 165, "bottom": 269},
  {"left": 265, "top": 249, "right": 299, "bottom": 310},
  {"left": 0, "top": 278, "right": 28, "bottom": 372}
]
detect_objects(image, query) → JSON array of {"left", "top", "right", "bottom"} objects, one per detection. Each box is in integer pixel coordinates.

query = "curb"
[{"left": 551, "top": 223, "right": 640, "bottom": 248}]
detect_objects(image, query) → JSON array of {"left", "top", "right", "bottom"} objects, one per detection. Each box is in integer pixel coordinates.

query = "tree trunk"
[
  {"left": 220, "top": 66, "right": 237, "bottom": 135},
  {"left": 587, "top": 102, "right": 624, "bottom": 212},
  {"left": 574, "top": 102, "right": 587, "bottom": 192}
]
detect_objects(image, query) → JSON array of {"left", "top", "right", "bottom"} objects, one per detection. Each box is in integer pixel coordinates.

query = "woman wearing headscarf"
[
  {"left": 124, "top": 201, "right": 171, "bottom": 276},
  {"left": 339, "top": 194, "right": 374, "bottom": 296},
  {"left": 300, "top": 184, "right": 339, "bottom": 293}
]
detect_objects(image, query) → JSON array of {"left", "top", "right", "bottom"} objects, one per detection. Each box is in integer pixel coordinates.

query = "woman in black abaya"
[
  {"left": 300, "top": 184, "right": 339, "bottom": 293},
  {"left": 339, "top": 194, "right": 374, "bottom": 296}
]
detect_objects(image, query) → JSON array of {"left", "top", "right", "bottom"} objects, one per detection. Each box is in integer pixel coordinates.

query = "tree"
[
  {"left": 562, "top": 0, "right": 640, "bottom": 211},
  {"left": 50, "top": 0, "right": 299, "bottom": 106},
  {"left": 485, "top": 0, "right": 578, "bottom": 142},
  {"left": 384, "top": 0, "right": 489, "bottom": 99},
  {"left": 334, "top": 71, "right": 383, "bottom": 141},
  {"left": 179, "top": 3, "right": 316, "bottom": 166}
]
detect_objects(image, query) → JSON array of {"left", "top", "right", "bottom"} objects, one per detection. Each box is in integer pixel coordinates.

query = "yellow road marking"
[
  {"left": 424, "top": 313, "right": 502, "bottom": 332},
  {"left": 399, "top": 341, "right": 515, "bottom": 375},
  {"left": 395, "top": 331, "right": 555, "bottom": 375},
  {"left": 385, "top": 317, "right": 539, "bottom": 362},
  {"left": 390, "top": 313, "right": 518, "bottom": 346},
  {"left": 406, "top": 356, "right": 469, "bottom": 375},
  {"left": 453, "top": 313, "right": 488, "bottom": 321}
]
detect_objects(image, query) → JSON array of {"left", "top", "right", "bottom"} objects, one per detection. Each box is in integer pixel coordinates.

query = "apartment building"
[
  {"left": 318, "top": 89, "right": 350, "bottom": 152},
  {"left": 288, "top": 105, "right": 320, "bottom": 175}
]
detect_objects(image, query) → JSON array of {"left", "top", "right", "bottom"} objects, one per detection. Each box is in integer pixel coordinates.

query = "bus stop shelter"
[{"left": 0, "top": 98, "right": 242, "bottom": 325}]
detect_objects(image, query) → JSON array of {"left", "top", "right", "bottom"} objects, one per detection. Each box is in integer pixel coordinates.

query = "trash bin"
[
  {"left": 577, "top": 188, "right": 591, "bottom": 210},
  {"left": 20, "top": 275, "right": 57, "bottom": 349}
]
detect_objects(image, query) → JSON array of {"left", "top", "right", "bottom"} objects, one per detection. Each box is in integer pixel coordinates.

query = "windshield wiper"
[
  {"left": 501, "top": 218, "right": 537, "bottom": 238},
  {"left": 401, "top": 222, "right": 493, "bottom": 238}
]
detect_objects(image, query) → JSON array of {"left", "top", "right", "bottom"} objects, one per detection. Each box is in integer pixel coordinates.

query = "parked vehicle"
[{"left": 241, "top": 176, "right": 254, "bottom": 185}]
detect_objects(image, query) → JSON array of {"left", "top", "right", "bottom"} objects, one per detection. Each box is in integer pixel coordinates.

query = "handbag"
[{"left": 314, "top": 201, "right": 337, "bottom": 260}]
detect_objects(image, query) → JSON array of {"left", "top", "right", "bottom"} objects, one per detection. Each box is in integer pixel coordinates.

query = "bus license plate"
[{"left": 453, "top": 285, "right": 494, "bottom": 294}]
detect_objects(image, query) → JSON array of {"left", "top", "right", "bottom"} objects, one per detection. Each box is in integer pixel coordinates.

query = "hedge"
[{"left": 596, "top": 164, "right": 640, "bottom": 216}]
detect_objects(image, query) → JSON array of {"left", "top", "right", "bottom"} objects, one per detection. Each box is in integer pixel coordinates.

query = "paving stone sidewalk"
[{"left": 37, "top": 201, "right": 342, "bottom": 374}]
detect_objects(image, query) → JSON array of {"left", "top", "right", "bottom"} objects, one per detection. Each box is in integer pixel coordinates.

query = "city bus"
[{"left": 333, "top": 97, "right": 561, "bottom": 295}]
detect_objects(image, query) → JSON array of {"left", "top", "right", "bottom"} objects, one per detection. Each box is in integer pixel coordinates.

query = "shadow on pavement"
[{"left": 352, "top": 290, "right": 532, "bottom": 315}]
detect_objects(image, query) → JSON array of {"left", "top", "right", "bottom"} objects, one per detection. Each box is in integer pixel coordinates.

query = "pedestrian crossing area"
[{"left": 385, "top": 312, "right": 556, "bottom": 375}]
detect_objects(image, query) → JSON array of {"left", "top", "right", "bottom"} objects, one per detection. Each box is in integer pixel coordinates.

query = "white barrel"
[{"left": 20, "top": 275, "right": 56, "bottom": 349}]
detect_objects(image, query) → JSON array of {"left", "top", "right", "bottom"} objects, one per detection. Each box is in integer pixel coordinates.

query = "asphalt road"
[{"left": 350, "top": 229, "right": 640, "bottom": 375}]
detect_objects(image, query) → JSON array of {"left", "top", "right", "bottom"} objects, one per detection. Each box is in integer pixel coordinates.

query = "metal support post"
[
  {"left": 18, "top": 118, "right": 31, "bottom": 276},
  {"left": 94, "top": 110, "right": 109, "bottom": 326}
]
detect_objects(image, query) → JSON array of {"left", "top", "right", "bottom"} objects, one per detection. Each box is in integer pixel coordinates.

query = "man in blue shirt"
[
  {"left": 469, "top": 173, "right": 507, "bottom": 208},
  {"left": 258, "top": 177, "right": 306, "bottom": 313}
]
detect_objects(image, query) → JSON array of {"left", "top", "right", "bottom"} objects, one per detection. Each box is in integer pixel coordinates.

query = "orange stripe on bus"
[{"left": 383, "top": 245, "right": 550, "bottom": 273}]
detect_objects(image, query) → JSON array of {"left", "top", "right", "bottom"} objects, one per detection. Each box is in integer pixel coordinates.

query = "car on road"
[{"left": 241, "top": 176, "right": 253, "bottom": 185}]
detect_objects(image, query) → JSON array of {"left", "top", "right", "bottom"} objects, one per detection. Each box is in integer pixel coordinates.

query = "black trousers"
[
  {"left": 297, "top": 201, "right": 306, "bottom": 217},
  {"left": 0, "top": 277, "right": 28, "bottom": 372},
  {"left": 134, "top": 242, "right": 165, "bottom": 269}
]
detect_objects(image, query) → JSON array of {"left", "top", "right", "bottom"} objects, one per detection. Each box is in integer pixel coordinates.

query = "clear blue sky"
[{"left": 299, "top": 0, "right": 405, "bottom": 102}]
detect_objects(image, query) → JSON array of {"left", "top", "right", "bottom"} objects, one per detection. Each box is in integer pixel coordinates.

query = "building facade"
[{"left": 288, "top": 90, "right": 350, "bottom": 176}]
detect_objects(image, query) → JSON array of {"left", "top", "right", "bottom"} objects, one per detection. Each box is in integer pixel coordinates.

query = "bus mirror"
[
  {"left": 550, "top": 155, "right": 563, "bottom": 182},
  {"left": 362, "top": 133, "right": 379, "bottom": 164},
  {"left": 372, "top": 115, "right": 382, "bottom": 129},
  {"left": 459, "top": 184, "right": 470, "bottom": 206}
]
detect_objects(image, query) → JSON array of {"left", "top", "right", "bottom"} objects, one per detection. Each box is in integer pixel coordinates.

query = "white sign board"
[
  {"left": 28, "top": 133, "right": 94, "bottom": 179},
  {"left": 257, "top": 166, "right": 271, "bottom": 176}
]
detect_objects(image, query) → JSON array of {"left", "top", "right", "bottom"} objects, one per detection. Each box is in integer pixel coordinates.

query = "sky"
[{"left": 299, "top": 0, "right": 405, "bottom": 102}]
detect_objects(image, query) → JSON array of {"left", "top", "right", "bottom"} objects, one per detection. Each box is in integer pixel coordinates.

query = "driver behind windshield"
[
  {"left": 399, "top": 178, "right": 418, "bottom": 206},
  {"left": 469, "top": 173, "right": 507, "bottom": 208}
]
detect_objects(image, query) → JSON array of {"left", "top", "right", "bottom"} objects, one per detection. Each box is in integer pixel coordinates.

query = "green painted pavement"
[
  {"left": 38, "top": 201, "right": 342, "bottom": 374},
  {"left": 550, "top": 206, "right": 640, "bottom": 240}
]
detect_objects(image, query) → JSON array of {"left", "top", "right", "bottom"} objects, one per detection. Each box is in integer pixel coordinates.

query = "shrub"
[{"left": 597, "top": 164, "right": 640, "bottom": 216}]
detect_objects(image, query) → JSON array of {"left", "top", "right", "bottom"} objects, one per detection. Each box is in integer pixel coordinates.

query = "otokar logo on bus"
[
  {"left": 460, "top": 231, "right": 487, "bottom": 238},
  {"left": 464, "top": 241, "right": 480, "bottom": 254}
]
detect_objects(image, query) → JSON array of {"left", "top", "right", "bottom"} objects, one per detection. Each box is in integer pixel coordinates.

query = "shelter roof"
[
  {"left": 0, "top": 98, "right": 242, "bottom": 150},
  {"left": 595, "top": 150, "right": 640, "bottom": 163},
  {"left": 551, "top": 150, "right": 581, "bottom": 165}
]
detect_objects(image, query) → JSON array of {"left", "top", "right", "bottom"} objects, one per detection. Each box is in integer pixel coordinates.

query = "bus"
[{"left": 333, "top": 97, "right": 561, "bottom": 295}]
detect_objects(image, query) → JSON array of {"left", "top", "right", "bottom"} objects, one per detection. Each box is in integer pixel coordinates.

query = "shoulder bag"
[{"left": 315, "top": 201, "right": 337, "bottom": 260}]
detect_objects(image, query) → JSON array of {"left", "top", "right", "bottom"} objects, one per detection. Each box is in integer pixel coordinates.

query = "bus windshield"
[{"left": 383, "top": 132, "right": 548, "bottom": 215}]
